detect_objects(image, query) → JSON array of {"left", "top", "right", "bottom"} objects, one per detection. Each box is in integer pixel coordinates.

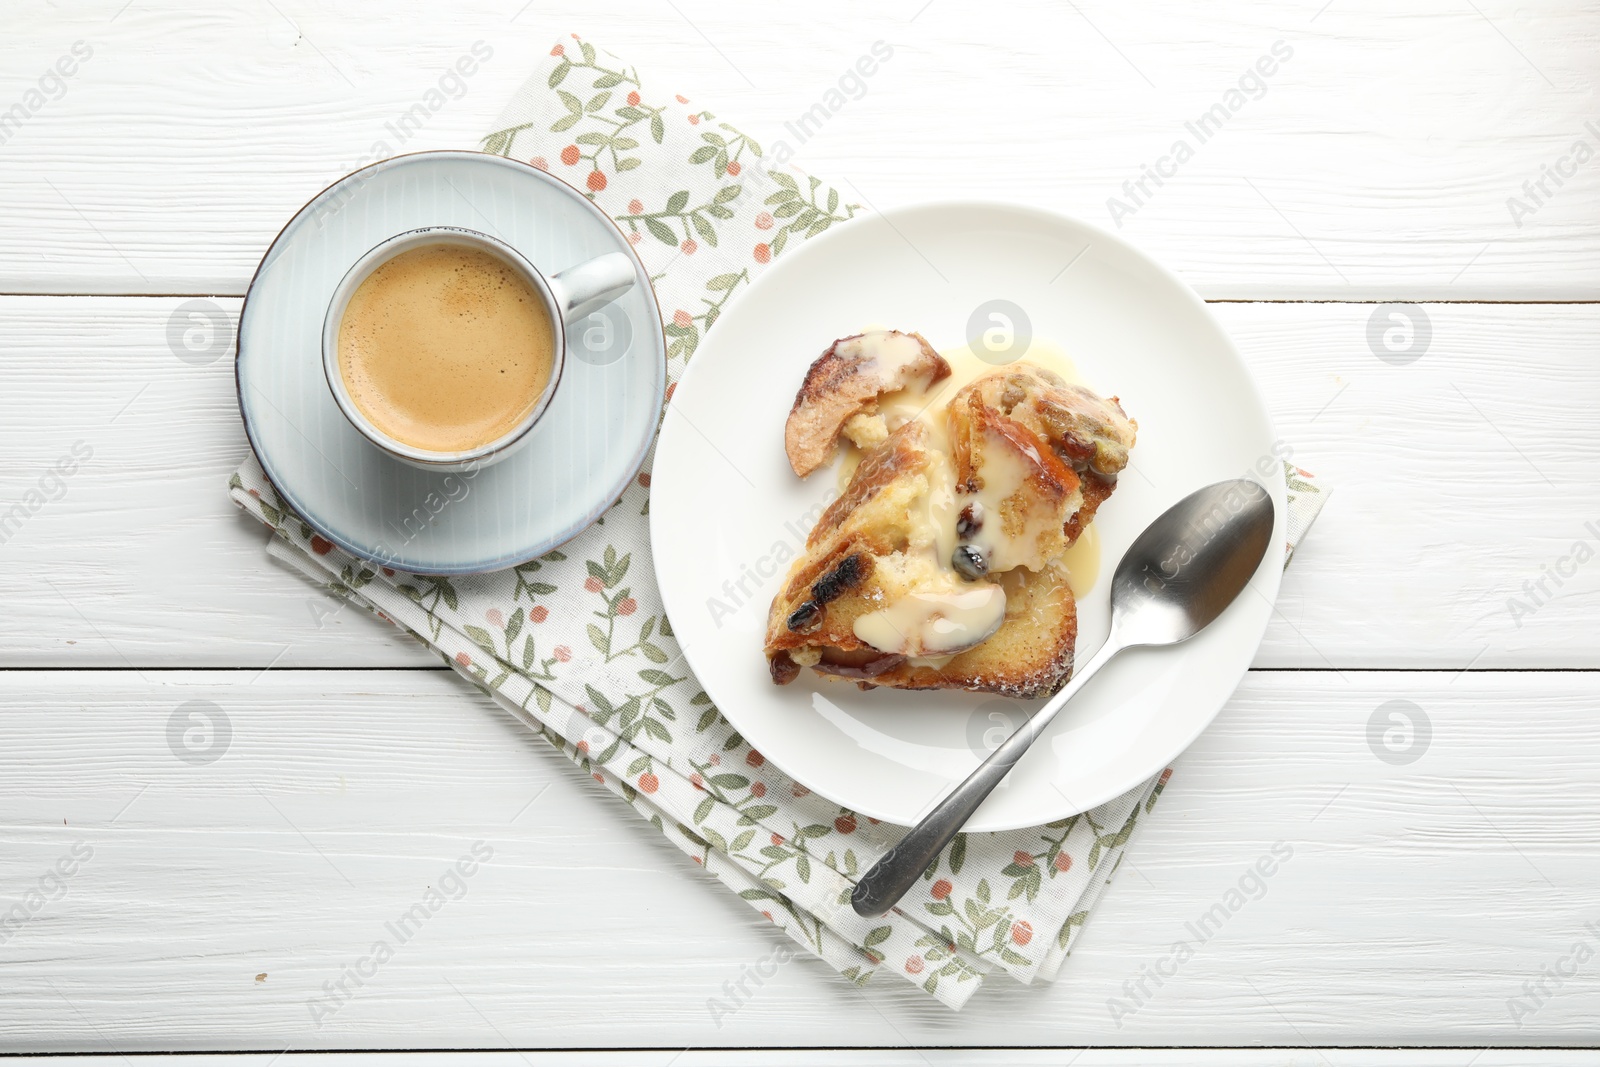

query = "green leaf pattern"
[
  {"left": 481, "top": 38, "right": 859, "bottom": 366},
  {"left": 230, "top": 34, "right": 1329, "bottom": 1011}
]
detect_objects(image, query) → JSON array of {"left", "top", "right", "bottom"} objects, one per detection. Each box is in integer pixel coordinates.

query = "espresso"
[{"left": 337, "top": 244, "right": 556, "bottom": 453}]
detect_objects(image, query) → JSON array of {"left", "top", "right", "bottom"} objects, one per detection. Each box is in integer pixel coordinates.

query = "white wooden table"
[{"left": 3, "top": 0, "right": 1598, "bottom": 1060}]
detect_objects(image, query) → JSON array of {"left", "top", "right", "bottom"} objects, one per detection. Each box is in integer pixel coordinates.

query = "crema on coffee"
[{"left": 337, "top": 244, "right": 555, "bottom": 453}]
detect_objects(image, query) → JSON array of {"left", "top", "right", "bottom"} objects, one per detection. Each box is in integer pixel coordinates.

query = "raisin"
[
  {"left": 787, "top": 600, "right": 823, "bottom": 634},
  {"left": 952, "top": 545, "right": 988, "bottom": 581},
  {"left": 769, "top": 650, "right": 800, "bottom": 685},
  {"left": 956, "top": 503, "right": 983, "bottom": 539},
  {"left": 811, "top": 553, "right": 867, "bottom": 604}
]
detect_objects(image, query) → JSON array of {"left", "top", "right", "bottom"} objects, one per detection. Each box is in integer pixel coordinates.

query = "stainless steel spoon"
[{"left": 850, "top": 478, "right": 1276, "bottom": 917}]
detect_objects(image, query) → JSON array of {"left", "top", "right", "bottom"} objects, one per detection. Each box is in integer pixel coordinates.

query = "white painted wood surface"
[
  {"left": 3, "top": 0, "right": 1598, "bottom": 298},
  {"left": 2, "top": 670, "right": 1598, "bottom": 1050},
  {"left": 1, "top": 0, "right": 1597, "bottom": 1056},
  {"left": 5, "top": 1057, "right": 1600, "bottom": 1067},
  {"left": 1, "top": 298, "right": 1594, "bottom": 670},
  {"left": 8, "top": 1056, "right": 1600, "bottom": 1067}
]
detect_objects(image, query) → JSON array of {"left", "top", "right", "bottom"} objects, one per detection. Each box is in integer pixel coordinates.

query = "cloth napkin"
[{"left": 229, "top": 34, "right": 1329, "bottom": 1010}]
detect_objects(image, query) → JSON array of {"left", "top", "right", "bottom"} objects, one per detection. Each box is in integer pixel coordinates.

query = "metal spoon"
[{"left": 850, "top": 478, "right": 1276, "bottom": 917}]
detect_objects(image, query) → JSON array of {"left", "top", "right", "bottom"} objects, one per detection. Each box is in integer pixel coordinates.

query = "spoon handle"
[{"left": 850, "top": 637, "right": 1124, "bottom": 917}]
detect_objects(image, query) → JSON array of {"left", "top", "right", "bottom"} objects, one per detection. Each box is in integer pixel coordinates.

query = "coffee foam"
[{"left": 337, "top": 244, "right": 555, "bottom": 453}]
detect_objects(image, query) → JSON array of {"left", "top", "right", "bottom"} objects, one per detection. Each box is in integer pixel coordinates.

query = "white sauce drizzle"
[
  {"left": 854, "top": 582, "right": 1007, "bottom": 657},
  {"left": 838, "top": 338, "right": 1101, "bottom": 658}
]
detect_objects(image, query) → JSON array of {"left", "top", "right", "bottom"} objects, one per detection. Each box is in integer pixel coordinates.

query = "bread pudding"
[{"left": 764, "top": 329, "right": 1136, "bottom": 698}]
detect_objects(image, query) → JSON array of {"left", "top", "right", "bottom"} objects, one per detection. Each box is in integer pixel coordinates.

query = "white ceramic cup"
[{"left": 322, "top": 225, "right": 635, "bottom": 472}]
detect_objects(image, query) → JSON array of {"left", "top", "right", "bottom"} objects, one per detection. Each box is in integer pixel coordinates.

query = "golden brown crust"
[
  {"left": 765, "top": 430, "right": 931, "bottom": 662},
  {"left": 954, "top": 365, "right": 1136, "bottom": 546},
  {"left": 783, "top": 331, "right": 950, "bottom": 478},
  {"left": 948, "top": 391, "right": 1082, "bottom": 571},
  {"left": 982, "top": 371, "right": 1137, "bottom": 486},
  {"left": 808, "top": 420, "right": 928, "bottom": 548},
  {"left": 1066, "top": 475, "right": 1116, "bottom": 544},
  {"left": 765, "top": 352, "right": 1133, "bottom": 699}
]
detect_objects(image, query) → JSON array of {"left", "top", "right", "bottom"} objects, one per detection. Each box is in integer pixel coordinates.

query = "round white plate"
[
  {"left": 237, "top": 151, "right": 665, "bottom": 574},
  {"left": 650, "top": 201, "right": 1286, "bottom": 831}
]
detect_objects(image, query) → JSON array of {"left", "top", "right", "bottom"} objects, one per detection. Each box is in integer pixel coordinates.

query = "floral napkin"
[{"left": 229, "top": 35, "right": 1329, "bottom": 1010}]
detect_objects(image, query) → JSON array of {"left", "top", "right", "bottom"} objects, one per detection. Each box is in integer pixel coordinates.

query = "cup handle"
[{"left": 547, "top": 252, "right": 636, "bottom": 324}]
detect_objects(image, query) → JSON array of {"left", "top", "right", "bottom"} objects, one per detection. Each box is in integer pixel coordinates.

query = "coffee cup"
[{"left": 322, "top": 225, "right": 635, "bottom": 471}]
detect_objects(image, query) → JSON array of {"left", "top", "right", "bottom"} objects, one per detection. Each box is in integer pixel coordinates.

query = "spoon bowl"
[{"left": 1110, "top": 478, "right": 1276, "bottom": 648}]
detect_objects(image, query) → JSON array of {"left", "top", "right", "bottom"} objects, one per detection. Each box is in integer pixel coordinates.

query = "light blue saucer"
[{"left": 236, "top": 151, "right": 665, "bottom": 574}]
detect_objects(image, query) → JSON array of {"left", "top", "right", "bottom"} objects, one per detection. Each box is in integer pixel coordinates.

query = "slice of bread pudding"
[{"left": 764, "top": 332, "right": 1136, "bottom": 698}]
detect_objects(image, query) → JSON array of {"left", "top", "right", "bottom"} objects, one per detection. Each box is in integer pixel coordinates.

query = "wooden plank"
[
  {"left": 3, "top": 1054, "right": 1598, "bottom": 1066},
  {"left": 0, "top": 295, "right": 436, "bottom": 667},
  {"left": 2, "top": 0, "right": 1597, "bottom": 298},
  {"left": 0, "top": 668, "right": 1596, "bottom": 1049},
  {"left": 1229, "top": 299, "right": 1600, "bottom": 670},
  {"left": 1, "top": 296, "right": 1595, "bottom": 669}
]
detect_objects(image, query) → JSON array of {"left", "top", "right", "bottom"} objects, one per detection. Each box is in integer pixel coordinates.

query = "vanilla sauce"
[{"left": 830, "top": 333, "right": 1104, "bottom": 659}]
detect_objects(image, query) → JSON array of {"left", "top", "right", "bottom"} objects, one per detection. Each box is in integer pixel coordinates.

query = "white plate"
[
  {"left": 237, "top": 151, "right": 665, "bottom": 574},
  {"left": 650, "top": 201, "right": 1286, "bottom": 832}
]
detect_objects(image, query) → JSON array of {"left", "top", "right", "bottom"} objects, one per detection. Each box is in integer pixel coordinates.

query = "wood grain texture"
[
  {"left": 1, "top": 0, "right": 1596, "bottom": 298},
  {"left": 3, "top": 0, "right": 1597, "bottom": 1053},
  {"left": 1, "top": 297, "right": 1594, "bottom": 669},
  {"left": 0, "top": 668, "right": 1595, "bottom": 1049},
  {"left": 4, "top": 1056, "right": 1600, "bottom": 1067},
  {"left": 0, "top": 295, "right": 436, "bottom": 668}
]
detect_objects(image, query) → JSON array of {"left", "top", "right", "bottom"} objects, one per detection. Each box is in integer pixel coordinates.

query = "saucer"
[{"left": 236, "top": 150, "right": 665, "bottom": 574}]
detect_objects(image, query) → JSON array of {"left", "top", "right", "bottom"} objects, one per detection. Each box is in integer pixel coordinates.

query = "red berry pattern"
[{"left": 220, "top": 40, "right": 1227, "bottom": 1006}]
